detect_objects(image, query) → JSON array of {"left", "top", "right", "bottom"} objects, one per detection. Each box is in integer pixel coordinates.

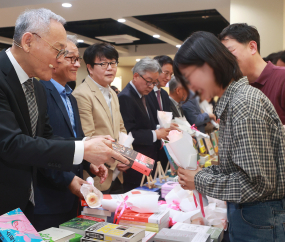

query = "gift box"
[{"left": 161, "top": 182, "right": 179, "bottom": 199}]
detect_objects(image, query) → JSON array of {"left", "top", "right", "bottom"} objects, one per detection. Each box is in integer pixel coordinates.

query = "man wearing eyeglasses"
[
  {"left": 118, "top": 57, "right": 171, "bottom": 192},
  {"left": 32, "top": 35, "right": 107, "bottom": 231},
  {"left": 146, "top": 55, "right": 177, "bottom": 170},
  {"left": 0, "top": 8, "right": 128, "bottom": 220},
  {"left": 73, "top": 43, "right": 128, "bottom": 195}
]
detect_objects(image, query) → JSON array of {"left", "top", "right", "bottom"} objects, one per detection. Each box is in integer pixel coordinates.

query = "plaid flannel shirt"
[{"left": 194, "top": 77, "right": 285, "bottom": 203}]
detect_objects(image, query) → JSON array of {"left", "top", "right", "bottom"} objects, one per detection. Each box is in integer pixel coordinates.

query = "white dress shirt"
[
  {"left": 89, "top": 75, "right": 113, "bottom": 119},
  {"left": 6, "top": 48, "right": 83, "bottom": 165},
  {"left": 130, "top": 81, "right": 157, "bottom": 142}
]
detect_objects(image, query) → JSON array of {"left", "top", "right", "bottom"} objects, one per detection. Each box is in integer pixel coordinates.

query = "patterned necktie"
[
  {"left": 141, "top": 96, "right": 149, "bottom": 119},
  {"left": 156, "top": 89, "right": 163, "bottom": 111},
  {"left": 64, "top": 94, "right": 77, "bottom": 137},
  {"left": 23, "top": 79, "right": 38, "bottom": 137}
]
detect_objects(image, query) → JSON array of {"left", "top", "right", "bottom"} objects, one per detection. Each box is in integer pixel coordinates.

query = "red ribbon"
[{"left": 193, "top": 193, "right": 205, "bottom": 217}]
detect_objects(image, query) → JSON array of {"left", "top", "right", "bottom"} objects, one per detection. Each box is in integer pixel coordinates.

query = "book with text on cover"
[
  {"left": 0, "top": 208, "right": 43, "bottom": 242},
  {"left": 112, "top": 142, "right": 154, "bottom": 176},
  {"left": 39, "top": 227, "right": 75, "bottom": 242}
]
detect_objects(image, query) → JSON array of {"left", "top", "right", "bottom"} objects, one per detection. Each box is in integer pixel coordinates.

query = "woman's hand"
[{"left": 177, "top": 166, "right": 202, "bottom": 190}]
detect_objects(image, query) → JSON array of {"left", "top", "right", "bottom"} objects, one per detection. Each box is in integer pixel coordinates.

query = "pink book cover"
[
  {"left": 161, "top": 182, "right": 179, "bottom": 191},
  {"left": 0, "top": 208, "right": 43, "bottom": 242}
]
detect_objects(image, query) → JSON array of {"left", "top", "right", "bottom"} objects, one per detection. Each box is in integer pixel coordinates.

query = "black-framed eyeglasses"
[
  {"left": 65, "top": 56, "right": 83, "bottom": 64},
  {"left": 93, "top": 61, "right": 118, "bottom": 69},
  {"left": 32, "top": 33, "right": 69, "bottom": 59},
  {"left": 139, "top": 74, "right": 158, "bottom": 87}
]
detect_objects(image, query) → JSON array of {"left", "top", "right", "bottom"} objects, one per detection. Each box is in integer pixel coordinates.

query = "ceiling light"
[
  {"left": 176, "top": 45, "right": 181, "bottom": 48},
  {"left": 153, "top": 34, "right": 160, "bottom": 38},
  {"left": 118, "top": 19, "right": 126, "bottom": 23},
  {"left": 202, "top": 16, "right": 209, "bottom": 19},
  {"left": 77, "top": 39, "right": 84, "bottom": 43},
  {"left": 136, "top": 59, "right": 140, "bottom": 62},
  {"left": 62, "top": 3, "right": 72, "bottom": 7}
]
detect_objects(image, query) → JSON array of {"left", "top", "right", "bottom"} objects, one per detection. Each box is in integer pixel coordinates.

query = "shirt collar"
[
  {"left": 50, "top": 78, "right": 72, "bottom": 96},
  {"left": 153, "top": 86, "right": 160, "bottom": 92},
  {"left": 169, "top": 96, "right": 179, "bottom": 106},
  {"left": 252, "top": 61, "right": 274, "bottom": 86},
  {"left": 215, "top": 77, "right": 249, "bottom": 118},
  {"left": 6, "top": 48, "right": 29, "bottom": 85},
  {"left": 130, "top": 80, "right": 142, "bottom": 98},
  {"left": 89, "top": 75, "right": 111, "bottom": 96}
]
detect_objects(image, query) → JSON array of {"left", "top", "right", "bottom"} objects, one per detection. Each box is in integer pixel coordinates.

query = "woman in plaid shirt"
[{"left": 174, "top": 31, "right": 285, "bottom": 242}]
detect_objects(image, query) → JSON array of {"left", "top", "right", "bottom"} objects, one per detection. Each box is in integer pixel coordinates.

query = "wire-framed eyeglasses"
[{"left": 65, "top": 56, "right": 83, "bottom": 64}]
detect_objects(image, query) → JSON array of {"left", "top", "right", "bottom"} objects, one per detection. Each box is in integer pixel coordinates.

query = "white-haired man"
[{"left": 0, "top": 8, "right": 128, "bottom": 221}]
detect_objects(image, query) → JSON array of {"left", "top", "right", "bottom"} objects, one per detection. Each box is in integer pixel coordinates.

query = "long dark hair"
[{"left": 174, "top": 31, "right": 243, "bottom": 90}]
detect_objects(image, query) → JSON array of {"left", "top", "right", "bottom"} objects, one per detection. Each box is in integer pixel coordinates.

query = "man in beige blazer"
[{"left": 73, "top": 43, "right": 128, "bottom": 193}]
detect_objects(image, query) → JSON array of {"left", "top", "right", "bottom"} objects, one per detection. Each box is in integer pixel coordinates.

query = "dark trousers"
[
  {"left": 23, "top": 201, "right": 35, "bottom": 226},
  {"left": 102, "top": 177, "right": 124, "bottom": 195},
  {"left": 33, "top": 197, "right": 80, "bottom": 231}
]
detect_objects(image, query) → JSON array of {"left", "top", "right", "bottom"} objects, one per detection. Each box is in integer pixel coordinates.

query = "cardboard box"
[
  {"left": 112, "top": 142, "right": 154, "bottom": 176},
  {"left": 84, "top": 222, "right": 144, "bottom": 242}
]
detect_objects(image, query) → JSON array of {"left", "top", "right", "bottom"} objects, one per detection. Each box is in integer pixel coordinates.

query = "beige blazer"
[{"left": 73, "top": 75, "right": 127, "bottom": 191}]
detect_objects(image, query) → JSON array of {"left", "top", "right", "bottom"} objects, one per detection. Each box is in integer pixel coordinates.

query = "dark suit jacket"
[
  {"left": 169, "top": 97, "right": 184, "bottom": 118},
  {"left": 118, "top": 83, "right": 159, "bottom": 185},
  {"left": 34, "top": 80, "right": 91, "bottom": 214},
  {"left": 146, "top": 88, "right": 171, "bottom": 125},
  {"left": 182, "top": 92, "right": 210, "bottom": 133},
  {"left": 0, "top": 50, "right": 74, "bottom": 215},
  {"left": 146, "top": 89, "right": 171, "bottom": 170}
]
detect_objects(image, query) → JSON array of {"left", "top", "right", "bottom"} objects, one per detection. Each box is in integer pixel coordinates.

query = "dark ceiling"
[{"left": 0, "top": 9, "right": 229, "bottom": 50}]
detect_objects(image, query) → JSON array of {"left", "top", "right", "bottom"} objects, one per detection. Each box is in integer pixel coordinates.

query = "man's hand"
[
  {"left": 117, "top": 163, "right": 130, "bottom": 172},
  {"left": 170, "top": 123, "right": 179, "bottom": 130},
  {"left": 83, "top": 137, "right": 129, "bottom": 167},
  {"left": 177, "top": 166, "right": 202, "bottom": 190},
  {"left": 208, "top": 113, "right": 217, "bottom": 122},
  {"left": 90, "top": 164, "right": 108, "bottom": 184},
  {"left": 68, "top": 176, "right": 88, "bottom": 199},
  {"left": 155, "top": 128, "right": 171, "bottom": 140},
  {"left": 85, "top": 135, "right": 114, "bottom": 141}
]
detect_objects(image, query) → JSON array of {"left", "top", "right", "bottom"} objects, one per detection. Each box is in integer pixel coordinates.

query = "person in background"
[
  {"left": 0, "top": 8, "right": 128, "bottom": 220},
  {"left": 263, "top": 51, "right": 282, "bottom": 64},
  {"left": 275, "top": 51, "right": 285, "bottom": 67},
  {"left": 175, "top": 31, "right": 285, "bottom": 242},
  {"left": 219, "top": 23, "right": 285, "bottom": 124},
  {"left": 118, "top": 57, "right": 170, "bottom": 192},
  {"left": 73, "top": 43, "right": 128, "bottom": 194},
  {"left": 111, "top": 85, "right": 120, "bottom": 95},
  {"left": 34, "top": 35, "right": 108, "bottom": 231},
  {"left": 146, "top": 55, "right": 177, "bottom": 170},
  {"left": 182, "top": 82, "right": 216, "bottom": 133},
  {"left": 168, "top": 76, "right": 187, "bottom": 118}
]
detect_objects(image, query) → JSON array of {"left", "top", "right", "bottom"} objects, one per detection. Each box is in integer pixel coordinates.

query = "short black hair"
[
  {"left": 218, "top": 23, "right": 260, "bottom": 53},
  {"left": 174, "top": 31, "right": 243, "bottom": 90},
  {"left": 263, "top": 51, "right": 283, "bottom": 64},
  {"left": 153, "top": 55, "right": 173, "bottom": 68},
  {"left": 83, "top": 43, "right": 119, "bottom": 74}
]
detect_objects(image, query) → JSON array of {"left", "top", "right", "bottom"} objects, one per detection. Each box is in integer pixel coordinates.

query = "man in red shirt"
[{"left": 219, "top": 23, "right": 285, "bottom": 124}]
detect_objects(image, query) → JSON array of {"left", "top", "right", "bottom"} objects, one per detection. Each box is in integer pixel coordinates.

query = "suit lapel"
[
  {"left": 148, "top": 90, "right": 159, "bottom": 110},
  {"left": 4, "top": 59, "right": 33, "bottom": 136},
  {"left": 86, "top": 76, "right": 113, "bottom": 126},
  {"left": 49, "top": 84, "right": 74, "bottom": 136},
  {"left": 170, "top": 99, "right": 180, "bottom": 118},
  {"left": 128, "top": 83, "right": 149, "bottom": 118}
]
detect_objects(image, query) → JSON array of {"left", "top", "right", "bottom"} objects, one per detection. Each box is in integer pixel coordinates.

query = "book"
[
  {"left": 161, "top": 182, "right": 179, "bottom": 198},
  {"left": 119, "top": 219, "right": 169, "bottom": 232},
  {"left": 59, "top": 216, "right": 105, "bottom": 235},
  {"left": 171, "top": 223, "right": 224, "bottom": 242},
  {"left": 82, "top": 207, "right": 111, "bottom": 217},
  {"left": 153, "top": 228, "right": 210, "bottom": 242},
  {"left": 112, "top": 142, "right": 154, "bottom": 176},
  {"left": 142, "top": 231, "right": 156, "bottom": 242},
  {"left": 80, "top": 213, "right": 107, "bottom": 222},
  {"left": 210, "top": 132, "right": 218, "bottom": 153},
  {"left": 84, "top": 222, "right": 145, "bottom": 242},
  {"left": 0, "top": 208, "right": 43, "bottom": 242},
  {"left": 69, "top": 234, "right": 82, "bottom": 242},
  {"left": 120, "top": 209, "right": 169, "bottom": 224},
  {"left": 39, "top": 227, "right": 75, "bottom": 242}
]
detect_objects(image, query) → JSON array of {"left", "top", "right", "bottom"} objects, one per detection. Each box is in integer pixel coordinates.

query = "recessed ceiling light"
[
  {"left": 202, "top": 16, "right": 209, "bottom": 19},
  {"left": 176, "top": 45, "right": 181, "bottom": 48},
  {"left": 118, "top": 19, "right": 126, "bottom": 23},
  {"left": 136, "top": 59, "right": 140, "bottom": 62},
  {"left": 62, "top": 3, "right": 72, "bottom": 7},
  {"left": 153, "top": 34, "right": 160, "bottom": 38},
  {"left": 77, "top": 39, "right": 84, "bottom": 43}
]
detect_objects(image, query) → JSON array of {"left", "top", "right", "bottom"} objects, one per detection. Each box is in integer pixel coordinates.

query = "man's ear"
[
  {"left": 248, "top": 40, "right": 258, "bottom": 55},
  {"left": 21, "top": 32, "right": 33, "bottom": 53},
  {"left": 133, "top": 72, "right": 139, "bottom": 82},
  {"left": 86, "top": 64, "right": 93, "bottom": 75}
]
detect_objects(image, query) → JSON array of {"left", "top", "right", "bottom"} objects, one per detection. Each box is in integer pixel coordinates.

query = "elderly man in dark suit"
[
  {"left": 0, "top": 8, "right": 127, "bottom": 221},
  {"left": 34, "top": 35, "right": 108, "bottom": 231},
  {"left": 118, "top": 57, "right": 170, "bottom": 192}
]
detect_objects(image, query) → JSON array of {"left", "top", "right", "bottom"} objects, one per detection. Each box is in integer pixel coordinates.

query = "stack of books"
[
  {"left": 59, "top": 215, "right": 105, "bottom": 235},
  {"left": 81, "top": 222, "right": 145, "bottom": 242},
  {"left": 81, "top": 207, "right": 111, "bottom": 222},
  {"left": 161, "top": 181, "right": 179, "bottom": 199},
  {"left": 118, "top": 209, "right": 169, "bottom": 232},
  {"left": 153, "top": 228, "right": 211, "bottom": 242},
  {"left": 171, "top": 222, "right": 224, "bottom": 242}
]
